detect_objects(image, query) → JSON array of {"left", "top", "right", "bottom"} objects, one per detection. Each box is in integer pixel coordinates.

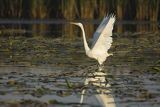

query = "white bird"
[{"left": 71, "top": 14, "right": 116, "bottom": 70}]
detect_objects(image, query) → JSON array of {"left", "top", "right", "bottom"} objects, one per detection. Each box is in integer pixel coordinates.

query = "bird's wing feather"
[
  {"left": 91, "top": 16, "right": 110, "bottom": 47},
  {"left": 91, "top": 14, "right": 115, "bottom": 53}
]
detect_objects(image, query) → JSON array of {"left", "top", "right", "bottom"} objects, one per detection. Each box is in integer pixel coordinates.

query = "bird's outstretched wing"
[{"left": 91, "top": 14, "right": 115, "bottom": 53}]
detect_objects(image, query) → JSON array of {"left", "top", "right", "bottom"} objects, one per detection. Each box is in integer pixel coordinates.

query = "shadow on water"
[{"left": 0, "top": 20, "right": 160, "bottom": 106}]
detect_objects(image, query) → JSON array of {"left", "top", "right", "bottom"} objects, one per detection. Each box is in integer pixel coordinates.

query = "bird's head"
[{"left": 70, "top": 22, "right": 83, "bottom": 27}]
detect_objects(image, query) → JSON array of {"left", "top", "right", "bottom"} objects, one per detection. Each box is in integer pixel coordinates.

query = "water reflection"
[
  {"left": 80, "top": 70, "right": 116, "bottom": 107},
  {"left": 0, "top": 20, "right": 159, "bottom": 38}
]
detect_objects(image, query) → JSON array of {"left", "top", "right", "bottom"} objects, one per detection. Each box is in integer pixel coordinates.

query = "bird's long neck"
[{"left": 79, "top": 25, "right": 90, "bottom": 53}]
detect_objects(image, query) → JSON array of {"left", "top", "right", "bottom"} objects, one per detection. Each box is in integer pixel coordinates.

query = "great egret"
[{"left": 71, "top": 14, "right": 115, "bottom": 70}]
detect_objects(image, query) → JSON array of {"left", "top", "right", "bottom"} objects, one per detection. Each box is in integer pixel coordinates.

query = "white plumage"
[{"left": 71, "top": 14, "right": 116, "bottom": 66}]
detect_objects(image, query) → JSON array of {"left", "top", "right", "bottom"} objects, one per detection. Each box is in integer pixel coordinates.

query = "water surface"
[{"left": 0, "top": 22, "right": 160, "bottom": 107}]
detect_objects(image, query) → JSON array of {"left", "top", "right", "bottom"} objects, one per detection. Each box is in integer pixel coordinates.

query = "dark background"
[
  {"left": 0, "top": 0, "right": 159, "bottom": 21},
  {"left": 0, "top": 0, "right": 159, "bottom": 38}
]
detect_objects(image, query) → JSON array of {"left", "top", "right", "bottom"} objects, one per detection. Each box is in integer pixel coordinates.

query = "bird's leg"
[
  {"left": 98, "top": 64, "right": 104, "bottom": 72},
  {"left": 105, "top": 78, "right": 109, "bottom": 86}
]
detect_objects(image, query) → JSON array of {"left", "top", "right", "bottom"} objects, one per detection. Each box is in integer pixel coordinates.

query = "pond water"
[{"left": 0, "top": 21, "right": 160, "bottom": 107}]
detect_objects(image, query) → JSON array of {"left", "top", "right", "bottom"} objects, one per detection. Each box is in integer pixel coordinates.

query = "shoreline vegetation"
[
  {"left": 0, "top": 0, "right": 159, "bottom": 21},
  {"left": 0, "top": 0, "right": 160, "bottom": 38}
]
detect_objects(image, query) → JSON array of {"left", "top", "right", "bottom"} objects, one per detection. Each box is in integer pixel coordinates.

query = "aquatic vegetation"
[
  {"left": 152, "top": 67, "right": 160, "bottom": 72},
  {"left": 0, "top": 32, "right": 160, "bottom": 106},
  {"left": 48, "top": 99, "right": 59, "bottom": 104},
  {"left": 6, "top": 80, "right": 17, "bottom": 86},
  {"left": 151, "top": 60, "right": 160, "bottom": 72},
  {"left": 32, "top": 87, "right": 51, "bottom": 97}
]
